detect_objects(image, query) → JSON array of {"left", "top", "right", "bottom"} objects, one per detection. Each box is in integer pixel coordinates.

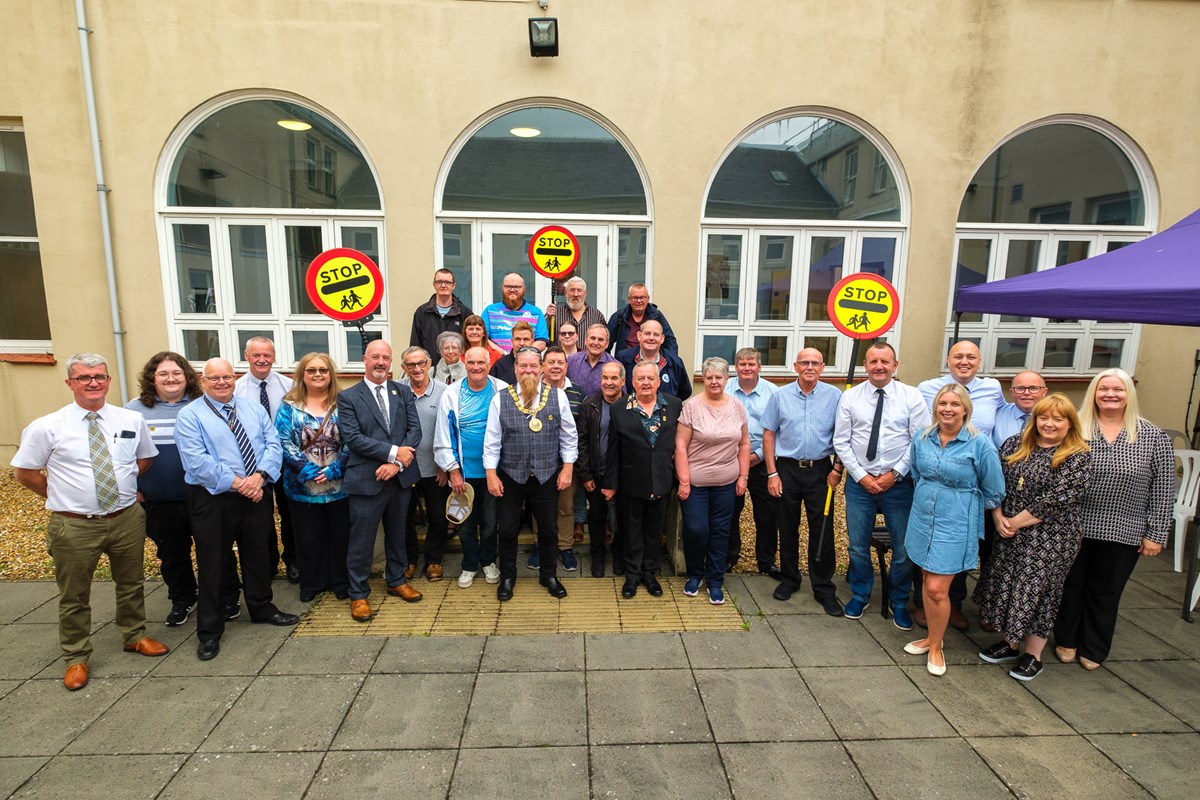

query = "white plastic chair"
[{"left": 1172, "top": 449, "right": 1200, "bottom": 572}]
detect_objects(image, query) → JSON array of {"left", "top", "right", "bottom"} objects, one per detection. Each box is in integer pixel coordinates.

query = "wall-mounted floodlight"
[{"left": 529, "top": 18, "right": 558, "bottom": 57}]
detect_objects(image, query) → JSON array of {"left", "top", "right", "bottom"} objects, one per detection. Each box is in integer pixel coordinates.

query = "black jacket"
[
  {"left": 489, "top": 353, "right": 516, "bottom": 384},
  {"left": 606, "top": 302, "right": 678, "bottom": 354},
  {"left": 615, "top": 347, "right": 693, "bottom": 401},
  {"left": 603, "top": 393, "right": 682, "bottom": 499},
  {"left": 409, "top": 293, "right": 472, "bottom": 366},
  {"left": 577, "top": 391, "right": 626, "bottom": 484}
]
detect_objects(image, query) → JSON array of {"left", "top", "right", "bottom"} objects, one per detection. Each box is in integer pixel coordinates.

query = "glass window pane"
[
  {"left": 181, "top": 329, "right": 221, "bottom": 361},
  {"left": 1090, "top": 338, "right": 1125, "bottom": 370},
  {"left": 707, "top": 116, "right": 900, "bottom": 221},
  {"left": 999, "top": 240, "right": 1040, "bottom": 323},
  {"left": 704, "top": 234, "right": 742, "bottom": 321},
  {"left": 346, "top": 329, "right": 383, "bottom": 363},
  {"left": 491, "top": 234, "right": 537, "bottom": 303},
  {"left": 808, "top": 236, "right": 846, "bottom": 322},
  {"left": 756, "top": 235, "right": 792, "bottom": 320},
  {"left": 0, "top": 241, "right": 51, "bottom": 339},
  {"left": 958, "top": 124, "right": 1143, "bottom": 225},
  {"left": 286, "top": 226, "right": 323, "bottom": 314},
  {"left": 174, "top": 223, "right": 215, "bottom": 314},
  {"left": 860, "top": 237, "right": 896, "bottom": 282},
  {"left": 0, "top": 131, "right": 38, "bottom": 236},
  {"left": 235, "top": 329, "right": 273, "bottom": 357},
  {"left": 443, "top": 107, "right": 646, "bottom": 215},
  {"left": 701, "top": 335, "right": 738, "bottom": 363},
  {"left": 803, "top": 336, "right": 836, "bottom": 367},
  {"left": 440, "top": 223, "right": 473, "bottom": 310},
  {"left": 1043, "top": 338, "right": 1078, "bottom": 369},
  {"left": 340, "top": 226, "right": 379, "bottom": 263},
  {"left": 995, "top": 337, "right": 1030, "bottom": 369},
  {"left": 292, "top": 330, "right": 329, "bottom": 361},
  {"left": 617, "top": 228, "right": 648, "bottom": 302},
  {"left": 1055, "top": 240, "right": 1091, "bottom": 266},
  {"left": 167, "top": 99, "right": 380, "bottom": 209},
  {"left": 1106, "top": 240, "right": 1135, "bottom": 253},
  {"left": 229, "top": 225, "right": 271, "bottom": 314},
  {"left": 953, "top": 239, "right": 992, "bottom": 323},
  {"left": 752, "top": 335, "right": 789, "bottom": 368}
]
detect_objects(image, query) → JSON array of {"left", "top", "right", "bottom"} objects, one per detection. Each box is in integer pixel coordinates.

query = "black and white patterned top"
[{"left": 1080, "top": 419, "right": 1174, "bottom": 547}]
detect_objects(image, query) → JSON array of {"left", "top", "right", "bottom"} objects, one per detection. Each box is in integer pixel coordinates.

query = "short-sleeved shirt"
[{"left": 679, "top": 396, "right": 747, "bottom": 487}]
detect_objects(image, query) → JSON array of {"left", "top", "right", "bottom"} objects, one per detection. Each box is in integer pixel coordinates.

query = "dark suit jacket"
[
  {"left": 603, "top": 393, "right": 682, "bottom": 500},
  {"left": 339, "top": 379, "right": 422, "bottom": 495},
  {"left": 489, "top": 353, "right": 516, "bottom": 385}
]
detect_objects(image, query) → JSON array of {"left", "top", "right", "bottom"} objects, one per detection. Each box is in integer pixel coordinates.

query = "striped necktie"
[
  {"left": 222, "top": 404, "right": 259, "bottom": 475},
  {"left": 85, "top": 412, "right": 121, "bottom": 511},
  {"left": 375, "top": 384, "right": 391, "bottom": 433}
]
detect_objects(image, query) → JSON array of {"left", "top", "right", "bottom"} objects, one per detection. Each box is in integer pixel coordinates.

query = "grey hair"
[
  {"left": 242, "top": 335, "right": 276, "bottom": 354},
  {"left": 565, "top": 276, "right": 587, "bottom": 290},
  {"left": 65, "top": 353, "right": 108, "bottom": 377},
  {"left": 400, "top": 346, "right": 431, "bottom": 363},
  {"left": 602, "top": 360, "right": 626, "bottom": 381},
  {"left": 435, "top": 331, "right": 464, "bottom": 353},
  {"left": 701, "top": 356, "right": 730, "bottom": 377}
]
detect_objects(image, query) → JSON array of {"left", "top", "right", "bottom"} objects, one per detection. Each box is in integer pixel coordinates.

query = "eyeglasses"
[
  {"left": 402, "top": 361, "right": 427, "bottom": 369},
  {"left": 628, "top": 295, "right": 649, "bottom": 303},
  {"left": 71, "top": 375, "right": 110, "bottom": 384},
  {"left": 206, "top": 375, "right": 235, "bottom": 384},
  {"left": 304, "top": 367, "right": 331, "bottom": 375},
  {"left": 154, "top": 371, "right": 184, "bottom": 379},
  {"left": 502, "top": 285, "right": 524, "bottom": 291},
  {"left": 515, "top": 346, "right": 542, "bottom": 357},
  {"left": 1012, "top": 386, "right": 1046, "bottom": 394},
  {"left": 560, "top": 330, "right": 577, "bottom": 336},
  {"left": 433, "top": 280, "right": 454, "bottom": 286},
  {"left": 795, "top": 360, "right": 823, "bottom": 367}
]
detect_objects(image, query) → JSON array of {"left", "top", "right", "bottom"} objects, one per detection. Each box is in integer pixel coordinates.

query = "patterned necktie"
[
  {"left": 258, "top": 380, "right": 271, "bottom": 418},
  {"left": 866, "top": 387, "right": 885, "bottom": 462},
  {"left": 222, "top": 404, "right": 259, "bottom": 474},
  {"left": 375, "top": 384, "right": 391, "bottom": 433},
  {"left": 85, "top": 412, "right": 121, "bottom": 511}
]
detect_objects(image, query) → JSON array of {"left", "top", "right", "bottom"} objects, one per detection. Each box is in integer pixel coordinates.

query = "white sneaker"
[
  {"left": 457, "top": 570, "right": 476, "bottom": 589},
  {"left": 482, "top": 563, "right": 501, "bottom": 584}
]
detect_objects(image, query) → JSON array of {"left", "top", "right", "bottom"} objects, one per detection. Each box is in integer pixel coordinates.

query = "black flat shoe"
[
  {"left": 497, "top": 578, "right": 515, "bottom": 601},
  {"left": 621, "top": 578, "right": 638, "bottom": 599},
  {"left": 196, "top": 639, "right": 220, "bottom": 661},
  {"left": 254, "top": 611, "right": 300, "bottom": 626},
  {"left": 772, "top": 583, "right": 797, "bottom": 602},
  {"left": 540, "top": 576, "right": 568, "bottom": 598},
  {"left": 819, "top": 596, "right": 844, "bottom": 617},
  {"left": 299, "top": 590, "right": 319, "bottom": 603},
  {"left": 286, "top": 564, "right": 300, "bottom": 583},
  {"left": 644, "top": 576, "right": 663, "bottom": 597}
]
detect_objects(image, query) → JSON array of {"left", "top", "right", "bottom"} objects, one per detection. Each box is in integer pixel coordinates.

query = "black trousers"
[
  {"left": 584, "top": 484, "right": 621, "bottom": 570},
  {"left": 914, "top": 509, "right": 995, "bottom": 609},
  {"left": 729, "top": 461, "right": 777, "bottom": 571},
  {"left": 289, "top": 497, "right": 350, "bottom": 597},
  {"left": 187, "top": 486, "right": 279, "bottom": 643},
  {"left": 405, "top": 475, "right": 451, "bottom": 567},
  {"left": 142, "top": 499, "right": 197, "bottom": 604},
  {"left": 774, "top": 457, "right": 836, "bottom": 600},
  {"left": 620, "top": 494, "right": 669, "bottom": 579},
  {"left": 497, "top": 470, "right": 559, "bottom": 582},
  {"left": 1054, "top": 537, "right": 1141, "bottom": 664}
]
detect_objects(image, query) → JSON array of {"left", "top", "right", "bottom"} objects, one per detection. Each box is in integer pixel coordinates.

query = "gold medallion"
[{"left": 529, "top": 417, "right": 543, "bottom": 432}]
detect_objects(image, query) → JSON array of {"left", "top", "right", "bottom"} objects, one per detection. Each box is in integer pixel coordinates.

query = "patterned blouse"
[{"left": 1080, "top": 419, "right": 1174, "bottom": 547}]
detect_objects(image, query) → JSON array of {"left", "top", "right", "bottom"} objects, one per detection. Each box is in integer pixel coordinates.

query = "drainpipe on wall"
[{"left": 75, "top": 0, "right": 129, "bottom": 401}]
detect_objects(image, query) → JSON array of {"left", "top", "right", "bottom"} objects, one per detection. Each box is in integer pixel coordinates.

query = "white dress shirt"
[
  {"left": 482, "top": 384, "right": 579, "bottom": 469},
  {"left": 833, "top": 379, "right": 930, "bottom": 483},
  {"left": 234, "top": 370, "right": 294, "bottom": 422}
]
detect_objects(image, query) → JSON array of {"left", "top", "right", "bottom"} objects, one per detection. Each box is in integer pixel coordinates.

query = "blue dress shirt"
[
  {"left": 726, "top": 377, "right": 777, "bottom": 461},
  {"left": 760, "top": 380, "right": 840, "bottom": 460},
  {"left": 991, "top": 401, "right": 1031, "bottom": 448},
  {"left": 175, "top": 396, "right": 283, "bottom": 494}
]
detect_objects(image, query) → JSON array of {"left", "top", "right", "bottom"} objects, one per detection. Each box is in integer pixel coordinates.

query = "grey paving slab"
[
  {"left": 848, "top": 738, "right": 1014, "bottom": 800},
  {"left": 33, "top": 621, "right": 193, "bottom": 681},
  {"left": 770, "top": 614, "right": 895, "bottom": 667},
  {"left": 151, "top": 622, "right": 290, "bottom": 676},
  {"left": 0, "top": 622, "right": 61, "bottom": 679},
  {"left": 588, "top": 669, "right": 712, "bottom": 744},
  {"left": 739, "top": 575, "right": 824, "bottom": 614},
  {"left": 306, "top": 749, "right": 456, "bottom": 800},
  {"left": 0, "top": 582, "right": 58, "bottom": 625},
  {"left": 590, "top": 743, "right": 732, "bottom": 800},
  {"left": 585, "top": 631, "right": 688, "bottom": 670},
  {"left": 682, "top": 617, "right": 791, "bottom": 668},
  {"left": 1107, "top": 658, "right": 1200, "bottom": 729},
  {"left": 10, "top": 754, "right": 183, "bottom": 799},
  {"left": 861, "top": 611, "right": 994, "bottom": 665},
  {"left": 448, "top": 746, "right": 588, "bottom": 800},
  {"left": 720, "top": 741, "right": 872, "bottom": 800},
  {"left": 1127, "top": 564, "right": 1189, "bottom": 600},
  {"left": 694, "top": 668, "right": 836, "bottom": 742},
  {"left": 1088, "top": 732, "right": 1200, "bottom": 800},
  {"left": 462, "top": 671, "right": 586, "bottom": 747},
  {"left": 479, "top": 632, "right": 584, "bottom": 671},
  {"left": 1118, "top": 577, "right": 1180, "bottom": 608},
  {"left": 0, "top": 757, "right": 48, "bottom": 798},
  {"left": 14, "top": 582, "right": 123, "bottom": 626},
  {"left": 1118, "top": 607, "right": 1200, "bottom": 658},
  {"left": 900, "top": 663, "right": 1073, "bottom": 737},
  {"left": 200, "top": 674, "right": 362, "bottom": 752},
  {"left": 0, "top": 677, "right": 137, "bottom": 757},
  {"left": 1106, "top": 615, "right": 1190, "bottom": 661},
  {"left": 159, "top": 751, "right": 323, "bottom": 799},
  {"left": 262, "top": 636, "right": 384, "bottom": 675},
  {"left": 331, "top": 673, "right": 473, "bottom": 750},
  {"left": 1023, "top": 662, "right": 1190, "bottom": 733},
  {"left": 0, "top": 679, "right": 19, "bottom": 700},
  {"left": 971, "top": 735, "right": 1154, "bottom": 800},
  {"left": 65, "top": 676, "right": 249, "bottom": 755},
  {"left": 722, "top": 576, "right": 760, "bottom": 616},
  {"left": 372, "top": 633, "right": 484, "bottom": 673},
  {"left": 801, "top": 665, "right": 955, "bottom": 740}
]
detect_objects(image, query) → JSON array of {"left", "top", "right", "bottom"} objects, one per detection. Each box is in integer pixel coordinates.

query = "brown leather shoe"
[
  {"left": 350, "top": 599, "right": 374, "bottom": 622},
  {"left": 949, "top": 608, "right": 970, "bottom": 631},
  {"left": 573, "top": 522, "right": 585, "bottom": 543},
  {"left": 64, "top": 663, "right": 89, "bottom": 691},
  {"left": 403, "top": 564, "right": 415, "bottom": 580},
  {"left": 387, "top": 583, "right": 423, "bottom": 602},
  {"left": 123, "top": 636, "right": 169, "bottom": 657},
  {"left": 913, "top": 606, "right": 928, "bottom": 628},
  {"left": 425, "top": 564, "right": 443, "bottom": 581},
  {"left": 980, "top": 621, "right": 997, "bottom": 633}
]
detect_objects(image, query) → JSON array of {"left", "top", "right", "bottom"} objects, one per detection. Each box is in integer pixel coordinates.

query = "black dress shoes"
[
  {"left": 819, "top": 596, "right": 845, "bottom": 617},
  {"left": 196, "top": 639, "right": 220, "bottom": 661},
  {"left": 253, "top": 611, "right": 300, "bottom": 626},
  {"left": 644, "top": 576, "right": 663, "bottom": 597},
  {"left": 497, "top": 578, "right": 515, "bottom": 601},
  {"left": 540, "top": 576, "right": 568, "bottom": 598},
  {"left": 621, "top": 577, "right": 639, "bottom": 598},
  {"left": 773, "top": 583, "right": 797, "bottom": 602},
  {"left": 286, "top": 564, "right": 300, "bottom": 583},
  {"left": 299, "top": 589, "right": 319, "bottom": 603},
  {"left": 760, "top": 565, "right": 783, "bottom": 581}
]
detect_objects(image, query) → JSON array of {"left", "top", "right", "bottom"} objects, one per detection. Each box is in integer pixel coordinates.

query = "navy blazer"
[{"left": 339, "top": 379, "right": 422, "bottom": 494}]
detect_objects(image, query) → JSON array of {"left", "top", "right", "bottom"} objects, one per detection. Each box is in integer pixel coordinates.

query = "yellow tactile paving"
[{"left": 292, "top": 576, "right": 745, "bottom": 636}]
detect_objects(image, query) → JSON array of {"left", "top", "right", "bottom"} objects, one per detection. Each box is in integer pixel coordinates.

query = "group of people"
[{"left": 11, "top": 267, "right": 1175, "bottom": 691}]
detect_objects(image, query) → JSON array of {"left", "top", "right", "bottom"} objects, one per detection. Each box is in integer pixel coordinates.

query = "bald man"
[{"left": 991, "top": 371, "right": 1048, "bottom": 448}]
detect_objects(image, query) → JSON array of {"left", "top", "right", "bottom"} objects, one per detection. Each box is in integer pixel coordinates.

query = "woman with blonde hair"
[
  {"left": 974, "top": 393, "right": 1091, "bottom": 681},
  {"left": 903, "top": 383, "right": 1005, "bottom": 676},
  {"left": 1053, "top": 368, "right": 1173, "bottom": 670}
]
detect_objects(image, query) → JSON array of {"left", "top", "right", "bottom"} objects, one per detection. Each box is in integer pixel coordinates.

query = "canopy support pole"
[{"left": 952, "top": 311, "right": 962, "bottom": 342}]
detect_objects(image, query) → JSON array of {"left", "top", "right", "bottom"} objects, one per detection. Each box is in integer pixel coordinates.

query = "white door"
[{"left": 478, "top": 222, "right": 611, "bottom": 319}]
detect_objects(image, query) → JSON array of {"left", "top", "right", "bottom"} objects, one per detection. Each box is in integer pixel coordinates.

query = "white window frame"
[{"left": 0, "top": 123, "right": 52, "bottom": 353}]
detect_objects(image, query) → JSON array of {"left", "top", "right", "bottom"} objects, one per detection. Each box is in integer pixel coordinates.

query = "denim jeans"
[
  {"left": 844, "top": 476, "right": 915, "bottom": 608},
  {"left": 457, "top": 477, "right": 497, "bottom": 572},
  {"left": 680, "top": 482, "right": 736, "bottom": 589}
]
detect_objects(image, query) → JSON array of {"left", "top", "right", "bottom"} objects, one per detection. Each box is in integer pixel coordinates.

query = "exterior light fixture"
[
  {"left": 277, "top": 119, "right": 312, "bottom": 131},
  {"left": 510, "top": 127, "right": 542, "bottom": 138},
  {"left": 528, "top": 18, "right": 558, "bottom": 57}
]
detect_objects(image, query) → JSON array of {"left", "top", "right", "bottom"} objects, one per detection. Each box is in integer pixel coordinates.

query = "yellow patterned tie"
[{"left": 85, "top": 412, "right": 121, "bottom": 511}]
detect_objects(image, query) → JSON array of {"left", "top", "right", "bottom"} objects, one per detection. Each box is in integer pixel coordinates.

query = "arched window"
[
  {"left": 699, "top": 112, "right": 907, "bottom": 373},
  {"left": 436, "top": 103, "right": 650, "bottom": 320},
  {"left": 948, "top": 118, "right": 1154, "bottom": 375},
  {"left": 157, "top": 95, "right": 385, "bottom": 370}
]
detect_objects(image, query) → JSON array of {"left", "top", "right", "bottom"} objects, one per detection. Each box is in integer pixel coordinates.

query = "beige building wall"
[{"left": 2, "top": 0, "right": 1199, "bottom": 457}]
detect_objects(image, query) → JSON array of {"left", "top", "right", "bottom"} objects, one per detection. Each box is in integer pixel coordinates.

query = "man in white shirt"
[
  {"left": 234, "top": 336, "right": 297, "bottom": 582},
  {"left": 12, "top": 353, "right": 167, "bottom": 690},
  {"left": 833, "top": 343, "right": 930, "bottom": 631}
]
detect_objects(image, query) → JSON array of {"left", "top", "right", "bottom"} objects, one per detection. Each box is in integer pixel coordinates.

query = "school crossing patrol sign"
[
  {"left": 826, "top": 272, "right": 900, "bottom": 340},
  {"left": 528, "top": 225, "right": 580, "bottom": 279},
  {"left": 305, "top": 248, "right": 385, "bottom": 322}
]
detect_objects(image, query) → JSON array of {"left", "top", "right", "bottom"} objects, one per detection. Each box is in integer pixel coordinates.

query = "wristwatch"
[
  {"left": 257, "top": 470, "right": 271, "bottom": 484},
  {"left": 889, "top": 469, "right": 903, "bottom": 483}
]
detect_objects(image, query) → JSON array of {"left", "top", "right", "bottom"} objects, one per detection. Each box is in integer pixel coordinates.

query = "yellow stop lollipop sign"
[
  {"left": 305, "top": 248, "right": 384, "bottom": 322},
  {"left": 826, "top": 273, "right": 900, "bottom": 339},
  {"left": 528, "top": 225, "right": 580, "bottom": 278}
]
